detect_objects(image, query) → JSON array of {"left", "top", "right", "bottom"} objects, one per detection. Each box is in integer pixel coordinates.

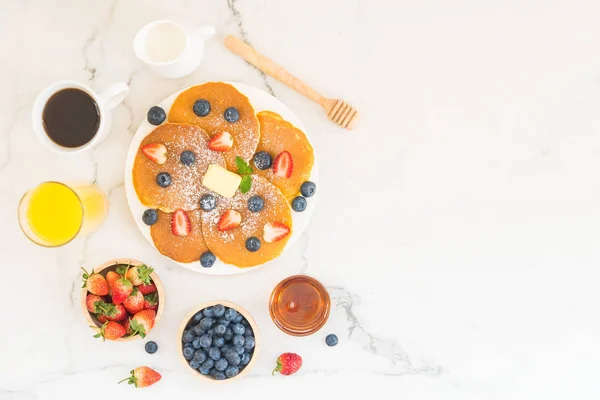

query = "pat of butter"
[{"left": 202, "top": 164, "right": 242, "bottom": 198}]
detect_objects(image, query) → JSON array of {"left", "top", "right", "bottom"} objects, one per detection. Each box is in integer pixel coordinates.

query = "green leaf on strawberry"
[
  {"left": 115, "top": 264, "right": 128, "bottom": 275},
  {"left": 136, "top": 264, "right": 154, "bottom": 285},
  {"left": 129, "top": 318, "right": 147, "bottom": 338}
]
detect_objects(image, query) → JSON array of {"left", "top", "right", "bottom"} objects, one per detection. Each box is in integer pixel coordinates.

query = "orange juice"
[{"left": 19, "top": 182, "right": 107, "bottom": 247}]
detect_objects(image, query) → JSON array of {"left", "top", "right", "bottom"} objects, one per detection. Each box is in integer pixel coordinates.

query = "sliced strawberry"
[
  {"left": 208, "top": 131, "right": 234, "bottom": 152},
  {"left": 273, "top": 151, "right": 293, "bottom": 178},
  {"left": 263, "top": 222, "right": 291, "bottom": 243},
  {"left": 171, "top": 209, "right": 191, "bottom": 236},
  {"left": 218, "top": 210, "right": 242, "bottom": 231},
  {"left": 141, "top": 143, "right": 167, "bottom": 164}
]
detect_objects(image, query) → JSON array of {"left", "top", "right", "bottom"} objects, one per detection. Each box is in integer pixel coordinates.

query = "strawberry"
[
  {"left": 143, "top": 292, "right": 159, "bottom": 311},
  {"left": 130, "top": 309, "right": 156, "bottom": 338},
  {"left": 218, "top": 209, "right": 242, "bottom": 231},
  {"left": 272, "top": 352, "right": 302, "bottom": 376},
  {"left": 138, "top": 282, "right": 157, "bottom": 295},
  {"left": 81, "top": 268, "right": 109, "bottom": 296},
  {"left": 85, "top": 294, "right": 104, "bottom": 313},
  {"left": 105, "top": 271, "right": 120, "bottom": 294},
  {"left": 95, "top": 301, "right": 128, "bottom": 321},
  {"left": 141, "top": 143, "right": 167, "bottom": 164},
  {"left": 94, "top": 321, "right": 126, "bottom": 341},
  {"left": 208, "top": 131, "right": 234, "bottom": 152},
  {"left": 124, "top": 318, "right": 132, "bottom": 335},
  {"left": 263, "top": 222, "right": 291, "bottom": 243},
  {"left": 273, "top": 151, "right": 293, "bottom": 178},
  {"left": 112, "top": 269, "right": 133, "bottom": 304},
  {"left": 171, "top": 209, "right": 191, "bottom": 236},
  {"left": 97, "top": 314, "right": 108, "bottom": 324},
  {"left": 119, "top": 366, "right": 161, "bottom": 388},
  {"left": 126, "top": 264, "right": 154, "bottom": 286},
  {"left": 123, "top": 287, "right": 145, "bottom": 314}
]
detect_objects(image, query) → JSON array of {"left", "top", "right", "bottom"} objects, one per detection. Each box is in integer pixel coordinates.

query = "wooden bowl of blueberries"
[{"left": 179, "top": 300, "right": 259, "bottom": 382}]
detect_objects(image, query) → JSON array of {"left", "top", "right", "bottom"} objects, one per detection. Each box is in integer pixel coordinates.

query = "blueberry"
[
  {"left": 192, "top": 324, "right": 205, "bottom": 336},
  {"left": 201, "top": 358, "right": 215, "bottom": 370},
  {"left": 234, "top": 314, "right": 243, "bottom": 323},
  {"left": 203, "top": 307, "right": 214, "bottom": 317},
  {"left": 214, "top": 324, "right": 227, "bottom": 337},
  {"left": 217, "top": 317, "right": 231, "bottom": 327},
  {"left": 156, "top": 172, "right": 172, "bottom": 187},
  {"left": 192, "top": 337, "right": 203, "bottom": 349},
  {"left": 199, "top": 317, "right": 214, "bottom": 330},
  {"left": 291, "top": 196, "right": 307, "bottom": 212},
  {"left": 189, "top": 360, "right": 201, "bottom": 369},
  {"left": 244, "top": 326, "right": 253, "bottom": 337},
  {"left": 199, "top": 194, "right": 216, "bottom": 211},
  {"left": 252, "top": 151, "right": 272, "bottom": 170},
  {"left": 180, "top": 150, "right": 195, "bottom": 166},
  {"left": 193, "top": 99, "right": 211, "bottom": 117},
  {"left": 226, "top": 352, "right": 241, "bottom": 366},
  {"left": 199, "top": 366, "right": 211, "bottom": 375},
  {"left": 241, "top": 318, "right": 249, "bottom": 327},
  {"left": 207, "top": 328, "right": 215, "bottom": 336},
  {"left": 214, "top": 371, "right": 227, "bottom": 380},
  {"left": 224, "top": 327, "right": 233, "bottom": 341},
  {"left": 182, "top": 345, "right": 195, "bottom": 360},
  {"left": 240, "top": 352, "right": 251, "bottom": 365},
  {"left": 209, "top": 368, "right": 217, "bottom": 377},
  {"left": 225, "top": 366, "right": 239, "bottom": 378},
  {"left": 213, "top": 337, "right": 225, "bottom": 348},
  {"left": 193, "top": 311, "right": 204, "bottom": 323},
  {"left": 245, "top": 237, "right": 261, "bottom": 252},
  {"left": 223, "top": 107, "right": 240, "bottom": 123},
  {"left": 221, "top": 343, "right": 231, "bottom": 353},
  {"left": 233, "top": 335, "right": 245, "bottom": 347},
  {"left": 208, "top": 346, "right": 221, "bottom": 361},
  {"left": 325, "top": 334, "right": 339, "bottom": 347},
  {"left": 232, "top": 323, "right": 245, "bottom": 335},
  {"left": 244, "top": 336, "right": 255, "bottom": 350},
  {"left": 247, "top": 195, "right": 264, "bottom": 212},
  {"left": 200, "top": 252, "right": 216, "bottom": 268},
  {"left": 193, "top": 349, "right": 207, "bottom": 363},
  {"left": 215, "top": 357, "right": 228, "bottom": 371},
  {"left": 234, "top": 345, "right": 245, "bottom": 356},
  {"left": 142, "top": 209, "right": 158, "bottom": 225},
  {"left": 145, "top": 341, "right": 158, "bottom": 354},
  {"left": 147, "top": 106, "right": 166, "bottom": 125},
  {"left": 224, "top": 308, "right": 238, "bottom": 321},
  {"left": 213, "top": 304, "right": 225, "bottom": 317},
  {"left": 199, "top": 334, "right": 213, "bottom": 348},
  {"left": 300, "top": 181, "right": 316, "bottom": 198},
  {"left": 224, "top": 348, "right": 239, "bottom": 363},
  {"left": 182, "top": 330, "right": 195, "bottom": 343}
]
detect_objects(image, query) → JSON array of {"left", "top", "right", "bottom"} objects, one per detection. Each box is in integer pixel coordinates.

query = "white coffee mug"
[
  {"left": 32, "top": 80, "right": 129, "bottom": 154},
  {"left": 133, "top": 20, "right": 215, "bottom": 79}
]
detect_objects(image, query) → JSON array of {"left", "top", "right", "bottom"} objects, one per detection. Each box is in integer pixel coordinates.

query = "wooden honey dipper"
[{"left": 224, "top": 35, "right": 359, "bottom": 130}]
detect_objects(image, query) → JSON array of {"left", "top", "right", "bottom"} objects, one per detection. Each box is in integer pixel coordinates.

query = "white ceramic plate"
[{"left": 124, "top": 82, "right": 318, "bottom": 275}]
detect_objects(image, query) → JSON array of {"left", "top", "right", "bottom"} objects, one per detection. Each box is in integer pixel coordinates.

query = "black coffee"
[{"left": 42, "top": 88, "right": 100, "bottom": 148}]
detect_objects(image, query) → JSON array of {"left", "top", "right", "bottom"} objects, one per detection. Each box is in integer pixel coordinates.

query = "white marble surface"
[{"left": 2, "top": 0, "right": 600, "bottom": 398}]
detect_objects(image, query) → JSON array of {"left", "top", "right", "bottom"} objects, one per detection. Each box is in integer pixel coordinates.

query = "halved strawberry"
[
  {"left": 273, "top": 151, "right": 293, "bottom": 178},
  {"left": 208, "top": 131, "right": 234, "bottom": 152},
  {"left": 171, "top": 209, "right": 191, "bottom": 236},
  {"left": 141, "top": 143, "right": 167, "bottom": 164},
  {"left": 264, "top": 222, "right": 291, "bottom": 243},
  {"left": 218, "top": 210, "right": 242, "bottom": 231}
]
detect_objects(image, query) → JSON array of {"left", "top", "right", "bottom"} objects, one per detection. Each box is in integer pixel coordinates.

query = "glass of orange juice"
[{"left": 18, "top": 181, "right": 108, "bottom": 247}]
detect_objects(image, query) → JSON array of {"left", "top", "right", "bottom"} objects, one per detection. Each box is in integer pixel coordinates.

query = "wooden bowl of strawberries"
[{"left": 81, "top": 258, "right": 165, "bottom": 342}]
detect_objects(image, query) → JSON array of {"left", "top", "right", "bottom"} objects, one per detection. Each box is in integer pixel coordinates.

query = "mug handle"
[{"left": 98, "top": 82, "right": 129, "bottom": 111}]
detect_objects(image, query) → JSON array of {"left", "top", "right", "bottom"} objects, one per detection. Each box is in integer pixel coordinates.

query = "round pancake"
[
  {"left": 150, "top": 209, "right": 208, "bottom": 263},
  {"left": 168, "top": 82, "right": 260, "bottom": 170},
  {"left": 201, "top": 175, "right": 292, "bottom": 268},
  {"left": 253, "top": 111, "right": 314, "bottom": 200},
  {"left": 133, "top": 123, "right": 226, "bottom": 212}
]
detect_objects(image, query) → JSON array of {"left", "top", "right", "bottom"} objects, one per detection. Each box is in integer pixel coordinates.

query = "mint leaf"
[
  {"left": 240, "top": 175, "right": 252, "bottom": 193},
  {"left": 236, "top": 156, "right": 253, "bottom": 175}
]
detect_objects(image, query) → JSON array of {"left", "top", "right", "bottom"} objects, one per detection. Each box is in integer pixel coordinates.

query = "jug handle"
[{"left": 192, "top": 25, "right": 216, "bottom": 40}]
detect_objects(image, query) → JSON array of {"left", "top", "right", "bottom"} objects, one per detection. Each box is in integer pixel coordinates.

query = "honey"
[{"left": 269, "top": 275, "right": 330, "bottom": 336}]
